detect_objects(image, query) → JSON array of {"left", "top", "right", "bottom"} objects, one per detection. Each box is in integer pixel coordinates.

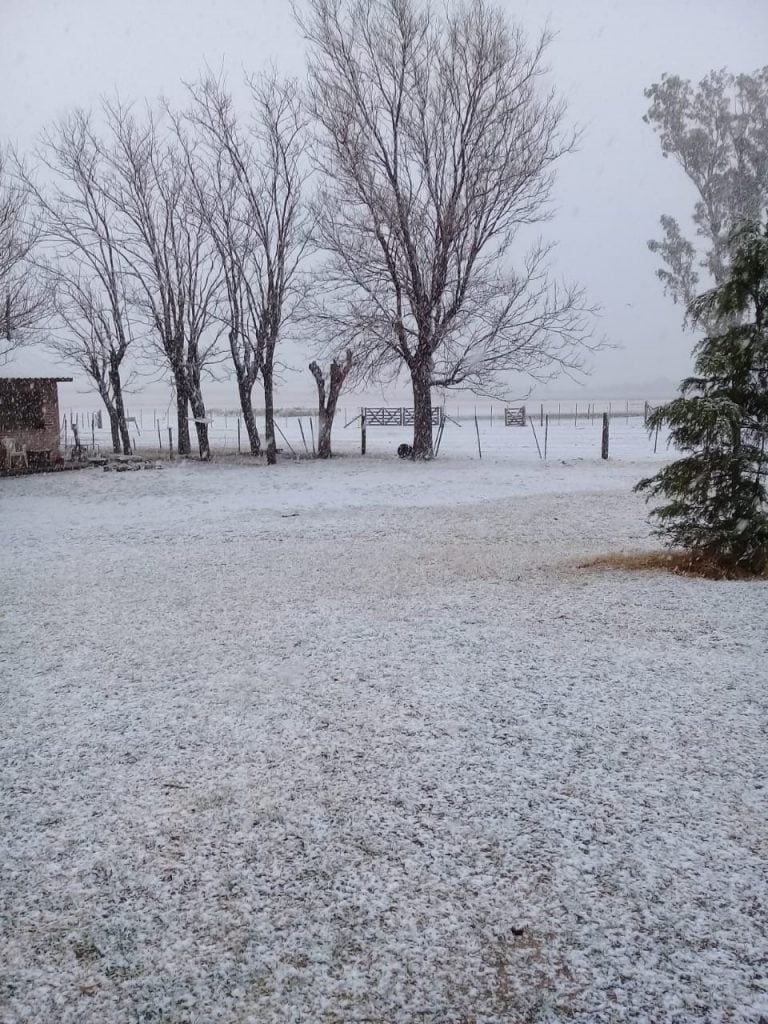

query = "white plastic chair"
[{"left": 2, "top": 437, "right": 28, "bottom": 470}]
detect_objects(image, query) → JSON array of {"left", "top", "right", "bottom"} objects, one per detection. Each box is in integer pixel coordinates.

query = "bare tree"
[
  {"left": 297, "top": 0, "right": 593, "bottom": 458},
  {"left": 185, "top": 72, "right": 311, "bottom": 464},
  {"left": 21, "top": 112, "right": 134, "bottom": 453},
  {"left": 179, "top": 126, "right": 262, "bottom": 455},
  {"left": 0, "top": 148, "right": 48, "bottom": 362},
  {"left": 309, "top": 348, "right": 353, "bottom": 457},
  {"left": 100, "top": 100, "right": 221, "bottom": 459},
  {"left": 50, "top": 273, "right": 135, "bottom": 452},
  {"left": 645, "top": 68, "right": 768, "bottom": 313}
]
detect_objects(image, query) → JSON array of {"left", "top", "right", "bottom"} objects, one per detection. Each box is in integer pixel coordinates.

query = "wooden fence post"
[
  {"left": 237, "top": 418, "right": 241, "bottom": 454},
  {"left": 544, "top": 414, "right": 549, "bottom": 459},
  {"left": 474, "top": 413, "right": 482, "bottom": 459},
  {"left": 298, "top": 418, "right": 309, "bottom": 454},
  {"left": 157, "top": 422, "right": 162, "bottom": 450},
  {"left": 168, "top": 427, "right": 174, "bottom": 460},
  {"left": 601, "top": 413, "right": 609, "bottom": 460},
  {"left": 361, "top": 409, "right": 366, "bottom": 455}
]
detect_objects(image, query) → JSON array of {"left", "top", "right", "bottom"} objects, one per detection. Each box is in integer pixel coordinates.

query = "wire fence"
[{"left": 58, "top": 399, "right": 672, "bottom": 464}]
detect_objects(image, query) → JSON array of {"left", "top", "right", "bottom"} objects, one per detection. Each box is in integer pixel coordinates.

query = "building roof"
[{"left": 0, "top": 377, "right": 73, "bottom": 383}]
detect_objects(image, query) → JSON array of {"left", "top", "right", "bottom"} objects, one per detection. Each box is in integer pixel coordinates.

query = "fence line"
[{"left": 59, "top": 401, "right": 668, "bottom": 463}]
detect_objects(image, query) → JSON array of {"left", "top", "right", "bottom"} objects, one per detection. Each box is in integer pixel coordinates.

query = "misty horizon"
[{"left": 1, "top": 0, "right": 766, "bottom": 403}]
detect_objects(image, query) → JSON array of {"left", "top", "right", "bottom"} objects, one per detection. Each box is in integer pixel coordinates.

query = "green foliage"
[
  {"left": 636, "top": 222, "right": 768, "bottom": 575},
  {"left": 644, "top": 67, "right": 768, "bottom": 314}
]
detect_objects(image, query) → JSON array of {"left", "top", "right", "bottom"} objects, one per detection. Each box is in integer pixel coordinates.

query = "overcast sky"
[{"left": 1, "top": 0, "right": 766, "bottom": 402}]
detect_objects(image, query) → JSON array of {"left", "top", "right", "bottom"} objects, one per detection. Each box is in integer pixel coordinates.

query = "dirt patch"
[{"left": 577, "top": 549, "right": 767, "bottom": 581}]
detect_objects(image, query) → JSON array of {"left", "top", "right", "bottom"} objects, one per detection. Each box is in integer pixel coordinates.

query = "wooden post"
[
  {"left": 474, "top": 413, "right": 482, "bottom": 459},
  {"left": 168, "top": 427, "right": 174, "bottom": 460},
  {"left": 64, "top": 418, "right": 68, "bottom": 451},
  {"left": 529, "top": 419, "right": 542, "bottom": 459},
  {"left": 544, "top": 414, "right": 549, "bottom": 459},
  {"left": 654, "top": 422, "right": 660, "bottom": 454},
  {"left": 298, "top": 418, "right": 309, "bottom": 454},
  {"left": 309, "top": 417, "right": 316, "bottom": 456},
  {"left": 601, "top": 413, "right": 609, "bottom": 460},
  {"left": 361, "top": 409, "right": 366, "bottom": 455},
  {"left": 157, "top": 422, "right": 162, "bottom": 450},
  {"left": 434, "top": 416, "right": 446, "bottom": 457},
  {"left": 275, "top": 422, "right": 297, "bottom": 456},
  {"left": 540, "top": 403, "right": 544, "bottom": 427},
  {"left": 91, "top": 416, "right": 95, "bottom": 448},
  {"left": 237, "top": 418, "right": 241, "bottom": 454}
]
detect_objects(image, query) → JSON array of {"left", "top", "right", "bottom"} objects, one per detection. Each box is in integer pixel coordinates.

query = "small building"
[{"left": 0, "top": 377, "right": 72, "bottom": 470}]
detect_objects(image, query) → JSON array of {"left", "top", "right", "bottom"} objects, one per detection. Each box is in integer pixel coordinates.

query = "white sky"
[{"left": 1, "top": 0, "right": 766, "bottom": 402}]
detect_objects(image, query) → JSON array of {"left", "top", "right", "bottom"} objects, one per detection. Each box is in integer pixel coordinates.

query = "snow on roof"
[{"left": 0, "top": 376, "right": 73, "bottom": 382}]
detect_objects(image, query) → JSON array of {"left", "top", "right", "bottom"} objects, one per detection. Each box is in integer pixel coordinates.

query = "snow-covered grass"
[{"left": 2, "top": 446, "right": 767, "bottom": 1024}]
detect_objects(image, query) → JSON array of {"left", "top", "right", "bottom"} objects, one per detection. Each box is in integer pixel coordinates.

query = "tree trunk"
[
  {"left": 108, "top": 408, "right": 121, "bottom": 453},
  {"left": 263, "top": 364, "right": 277, "bottom": 465},
  {"left": 411, "top": 361, "right": 434, "bottom": 459},
  {"left": 97, "top": 382, "right": 121, "bottom": 454},
  {"left": 175, "top": 375, "right": 191, "bottom": 455},
  {"left": 317, "top": 409, "right": 333, "bottom": 458},
  {"left": 237, "top": 377, "right": 261, "bottom": 455},
  {"left": 193, "top": 419, "right": 210, "bottom": 460},
  {"left": 310, "top": 352, "right": 352, "bottom": 459},
  {"left": 110, "top": 363, "right": 132, "bottom": 455},
  {"left": 188, "top": 388, "right": 211, "bottom": 461}
]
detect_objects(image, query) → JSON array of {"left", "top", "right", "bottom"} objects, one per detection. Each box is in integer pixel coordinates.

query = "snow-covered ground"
[{"left": 2, "top": 437, "right": 767, "bottom": 1024}]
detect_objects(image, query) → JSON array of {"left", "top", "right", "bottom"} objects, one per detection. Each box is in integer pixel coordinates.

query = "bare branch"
[
  {"left": 297, "top": 0, "right": 593, "bottom": 455},
  {"left": 183, "top": 70, "right": 312, "bottom": 461},
  {"left": 0, "top": 148, "right": 50, "bottom": 362}
]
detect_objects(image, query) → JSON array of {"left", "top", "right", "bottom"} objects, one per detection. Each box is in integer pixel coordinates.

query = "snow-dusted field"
[{"left": 2, "top": 439, "right": 767, "bottom": 1023}]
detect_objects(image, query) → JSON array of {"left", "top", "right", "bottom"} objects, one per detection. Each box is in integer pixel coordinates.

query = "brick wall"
[{"left": 0, "top": 379, "right": 62, "bottom": 461}]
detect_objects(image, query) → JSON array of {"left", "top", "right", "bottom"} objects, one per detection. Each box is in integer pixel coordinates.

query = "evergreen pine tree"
[{"left": 636, "top": 220, "right": 768, "bottom": 575}]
